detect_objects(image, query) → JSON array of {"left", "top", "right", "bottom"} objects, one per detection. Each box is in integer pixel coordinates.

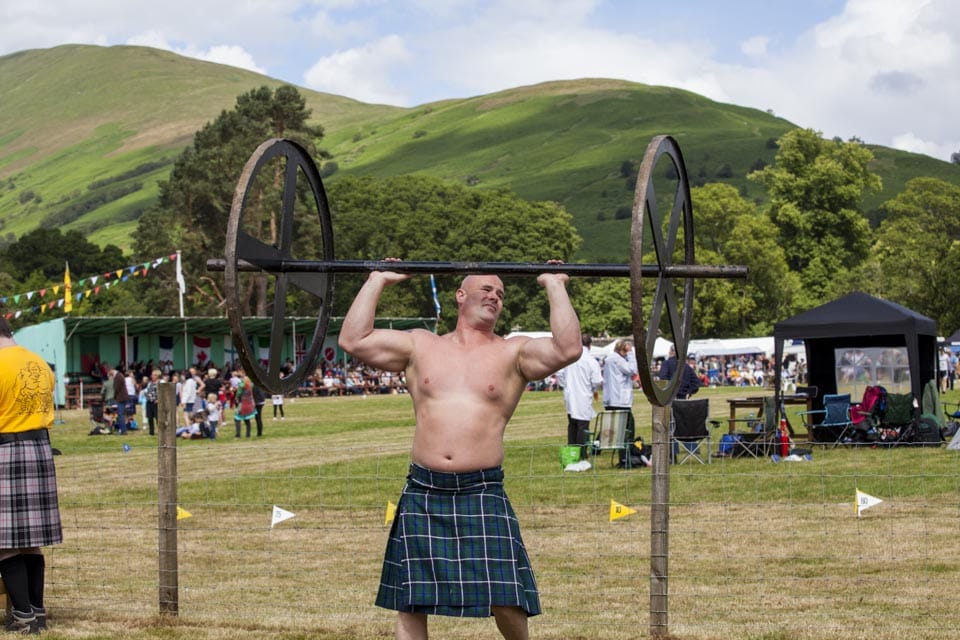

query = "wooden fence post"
[
  {"left": 157, "top": 382, "right": 178, "bottom": 615},
  {"left": 650, "top": 403, "right": 671, "bottom": 636}
]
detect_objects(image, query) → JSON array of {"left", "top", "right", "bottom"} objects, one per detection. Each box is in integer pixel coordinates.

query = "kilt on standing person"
[
  {"left": 339, "top": 263, "right": 582, "bottom": 640},
  {"left": 0, "top": 317, "right": 62, "bottom": 634}
]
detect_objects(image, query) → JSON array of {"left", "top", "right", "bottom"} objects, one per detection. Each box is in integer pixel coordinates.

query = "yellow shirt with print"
[{"left": 0, "top": 345, "right": 55, "bottom": 433}]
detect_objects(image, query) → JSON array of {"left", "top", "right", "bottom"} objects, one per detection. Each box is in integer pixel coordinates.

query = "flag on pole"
[
  {"left": 223, "top": 336, "right": 239, "bottom": 366},
  {"left": 158, "top": 336, "right": 175, "bottom": 363},
  {"left": 176, "top": 506, "right": 192, "bottom": 520},
  {"left": 271, "top": 505, "right": 296, "bottom": 528},
  {"left": 429, "top": 274, "right": 441, "bottom": 320},
  {"left": 855, "top": 489, "right": 883, "bottom": 517},
  {"left": 192, "top": 336, "right": 212, "bottom": 367},
  {"left": 609, "top": 499, "right": 637, "bottom": 522},
  {"left": 63, "top": 262, "right": 73, "bottom": 313},
  {"left": 175, "top": 250, "right": 186, "bottom": 294},
  {"left": 385, "top": 501, "right": 397, "bottom": 525},
  {"left": 176, "top": 250, "right": 186, "bottom": 318}
]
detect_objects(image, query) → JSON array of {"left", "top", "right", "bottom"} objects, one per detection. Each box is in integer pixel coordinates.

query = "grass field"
[{"left": 35, "top": 385, "right": 960, "bottom": 639}]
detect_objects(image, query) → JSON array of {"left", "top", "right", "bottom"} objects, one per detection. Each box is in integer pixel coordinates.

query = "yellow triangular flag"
[
  {"left": 176, "top": 506, "right": 192, "bottom": 520},
  {"left": 385, "top": 501, "right": 397, "bottom": 525},
  {"left": 610, "top": 499, "right": 637, "bottom": 522},
  {"left": 63, "top": 262, "right": 72, "bottom": 313},
  {"left": 856, "top": 489, "right": 883, "bottom": 517}
]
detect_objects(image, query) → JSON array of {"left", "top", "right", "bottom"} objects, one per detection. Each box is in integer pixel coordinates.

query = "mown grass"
[{"left": 34, "top": 385, "right": 960, "bottom": 639}]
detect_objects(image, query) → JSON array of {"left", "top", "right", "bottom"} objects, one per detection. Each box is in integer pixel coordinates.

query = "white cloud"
[
  {"left": 693, "top": 0, "right": 960, "bottom": 160},
  {"left": 126, "top": 30, "right": 266, "bottom": 74},
  {"left": 194, "top": 45, "right": 266, "bottom": 74},
  {"left": 890, "top": 132, "right": 958, "bottom": 162},
  {"left": 421, "top": 16, "right": 715, "bottom": 99},
  {"left": 740, "top": 35, "right": 769, "bottom": 58},
  {"left": 302, "top": 35, "right": 412, "bottom": 104},
  {"left": 126, "top": 30, "right": 170, "bottom": 50}
]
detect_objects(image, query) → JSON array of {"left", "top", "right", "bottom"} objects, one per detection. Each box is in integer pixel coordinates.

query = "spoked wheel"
[
  {"left": 630, "top": 135, "right": 695, "bottom": 407},
  {"left": 224, "top": 138, "right": 335, "bottom": 394}
]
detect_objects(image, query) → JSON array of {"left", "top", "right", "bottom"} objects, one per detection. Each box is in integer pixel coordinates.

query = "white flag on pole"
[
  {"left": 271, "top": 505, "right": 296, "bottom": 528},
  {"left": 855, "top": 489, "right": 883, "bottom": 517},
  {"left": 175, "top": 250, "right": 186, "bottom": 294},
  {"left": 175, "top": 250, "right": 186, "bottom": 318}
]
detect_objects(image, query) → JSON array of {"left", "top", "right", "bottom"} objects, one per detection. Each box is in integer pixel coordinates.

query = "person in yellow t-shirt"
[{"left": 0, "top": 317, "right": 62, "bottom": 633}]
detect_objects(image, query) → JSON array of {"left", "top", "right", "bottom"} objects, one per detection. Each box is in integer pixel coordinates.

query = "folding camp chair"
[
  {"left": 876, "top": 392, "right": 920, "bottom": 446},
  {"left": 802, "top": 393, "right": 854, "bottom": 446},
  {"left": 670, "top": 398, "right": 718, "bottom": 464},
  {"left": 733, "top": 395, "right": 778, "bottom": 458},
  {"left": 850, "top": 385, "right": 887, "bottom": 436},
  {"left": 591, "top": 410, "right": 632, "bottom": 468}
]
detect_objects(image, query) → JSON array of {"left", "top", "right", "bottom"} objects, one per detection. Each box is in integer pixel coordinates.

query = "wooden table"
[{"left": 727, "top": 395, "right": 814, "bottom": 437}]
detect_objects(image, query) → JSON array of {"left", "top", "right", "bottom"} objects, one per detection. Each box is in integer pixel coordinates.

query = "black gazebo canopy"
[{"left": 773, "top": 291, "right": 938, "bottom": 410}]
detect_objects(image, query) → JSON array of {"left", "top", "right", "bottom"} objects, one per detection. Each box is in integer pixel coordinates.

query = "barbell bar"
[
  {"left": 206, "top": 258, "right": 747, "bottom": 279},
  {"left": 214, "top": 135, "right": 748, "bottom": 406}
]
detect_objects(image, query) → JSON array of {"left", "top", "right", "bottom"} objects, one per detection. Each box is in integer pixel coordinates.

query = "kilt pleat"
[
  {"left": 376, "top": 463, "right": 540, "bottom": 618},
  {"left": 0, "top": 436, "right": 63, "bottom": 549}
]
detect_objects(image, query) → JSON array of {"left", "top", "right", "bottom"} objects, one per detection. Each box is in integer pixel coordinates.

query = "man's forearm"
[
  {"left": 544, "top": 280, "right": 581, "bottom": 357},
  {"left": 339, "top": 275, "right": 387, "bottom": 349}
]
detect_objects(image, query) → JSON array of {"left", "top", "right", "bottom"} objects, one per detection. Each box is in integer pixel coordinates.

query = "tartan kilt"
[
  {"left": 0, "top": 434, "right": 63, "bottom": 549},
  {"left": 376, "top": 463, "right": 541, "bottom": 618}
]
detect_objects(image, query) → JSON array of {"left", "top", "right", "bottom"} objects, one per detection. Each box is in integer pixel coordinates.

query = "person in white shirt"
[
  {"left": 180, "top": 368, "right": 199, "bottom": 421},
  {"left": 556, "top": 334, "right": 603, "bottom": 459},
  {"left": 124, "top": 370, "right": 139, "bottom": 428},
  {"left": 940, "top": 348, "right": 951, "bottom": 393},
  {"left": 205, "top": 393, "right": 221, "bottom": 439},
  {"left": 602, "top": 340, "right": 639, "bottom": 464}
]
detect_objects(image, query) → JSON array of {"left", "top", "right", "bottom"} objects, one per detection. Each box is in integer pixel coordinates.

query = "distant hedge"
[
  {"left": 43, "top": 183, "right": 143, "bottom": 227},
  {"left": 87, "top": 160, "right": 172, "bottom": 191}
]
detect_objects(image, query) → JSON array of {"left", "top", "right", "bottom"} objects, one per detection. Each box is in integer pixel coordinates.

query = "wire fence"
[{"left": 44, "top": 399, "right": 960, "bottom": 639}]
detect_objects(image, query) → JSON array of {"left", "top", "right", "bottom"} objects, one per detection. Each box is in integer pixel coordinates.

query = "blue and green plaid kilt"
[
  {"left": 0, "top": 431, "right": 63, "bottom": 549},
  {"left": 376, "top": 463, "right": 541, "bottom": 617}
]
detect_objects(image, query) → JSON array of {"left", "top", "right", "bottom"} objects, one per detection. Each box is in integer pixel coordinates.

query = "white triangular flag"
[
  {"left": 856, "top": 489, "right": 883, "bottom": 517},
  {"left": 271, "top": 505, "right": 296, "bottom": 528}
]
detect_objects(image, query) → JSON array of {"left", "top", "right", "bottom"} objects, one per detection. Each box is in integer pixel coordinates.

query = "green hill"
[
  {"left": 0, "top": 44, "right": 402, "bottom": 248},
  {"left": 1, "top": 44, "right": 957, "bottom": 261}
]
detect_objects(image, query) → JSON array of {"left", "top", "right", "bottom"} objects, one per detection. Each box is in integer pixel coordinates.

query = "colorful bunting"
[{"left": 0, "top": 253, "right": 177, "bottom": 320}]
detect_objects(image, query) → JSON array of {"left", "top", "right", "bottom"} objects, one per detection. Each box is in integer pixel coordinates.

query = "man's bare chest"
[{"left": 411, "top": 342, "right": 521, "bottom": 400}]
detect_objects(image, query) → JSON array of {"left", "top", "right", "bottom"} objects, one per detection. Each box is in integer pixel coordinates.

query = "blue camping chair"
[{"left": 801, "top": 393, "right": 854, "bottom": 446}]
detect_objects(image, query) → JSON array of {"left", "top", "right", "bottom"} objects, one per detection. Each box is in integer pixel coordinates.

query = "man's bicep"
[
  {"left": 518, "top": 337, "right": 570, "bottom": 381},
  {"left": 343, "top": 329, "right": 415, "bottom": 371}
]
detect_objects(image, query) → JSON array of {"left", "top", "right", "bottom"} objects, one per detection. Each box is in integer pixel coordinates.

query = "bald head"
[{"left": 459, "top": 274, "right": 504, "bottom": 291}]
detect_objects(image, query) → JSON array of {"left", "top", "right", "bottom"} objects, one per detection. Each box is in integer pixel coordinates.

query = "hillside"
[
  {"left": 1, "top": 44, "right": 957, "bottom": 261},
  {"left": 322, "top": 79, "right": 797, "bottom": 259},
  {"left": 0, "top": 45, "right": 403, "bottom": 248}
]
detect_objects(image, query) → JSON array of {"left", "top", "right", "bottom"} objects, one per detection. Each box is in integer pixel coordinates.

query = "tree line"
[{"left": 2, "top": 85, "right": 959, "bottom": 339}]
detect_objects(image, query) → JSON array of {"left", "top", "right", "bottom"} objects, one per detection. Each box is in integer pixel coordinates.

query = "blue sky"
[{"left": 2, "top": 0, "right": 957, "bottom": 159}]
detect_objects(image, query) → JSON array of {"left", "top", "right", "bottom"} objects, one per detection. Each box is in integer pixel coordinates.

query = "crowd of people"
[
  {"left": 298, "top": 362, "right": 408, "bottom": 397},
  {"left": 89, "top": 362, "right": 284, "bottom": 439},
  {"left": 80, "top": 356, "right": 416, "bottom": 439},
  {"left": 80, "top": 347, "right": 796, "bottom": 424},
  {"left": 538, "top": 348, "right": 798, "bottom": 394}
]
